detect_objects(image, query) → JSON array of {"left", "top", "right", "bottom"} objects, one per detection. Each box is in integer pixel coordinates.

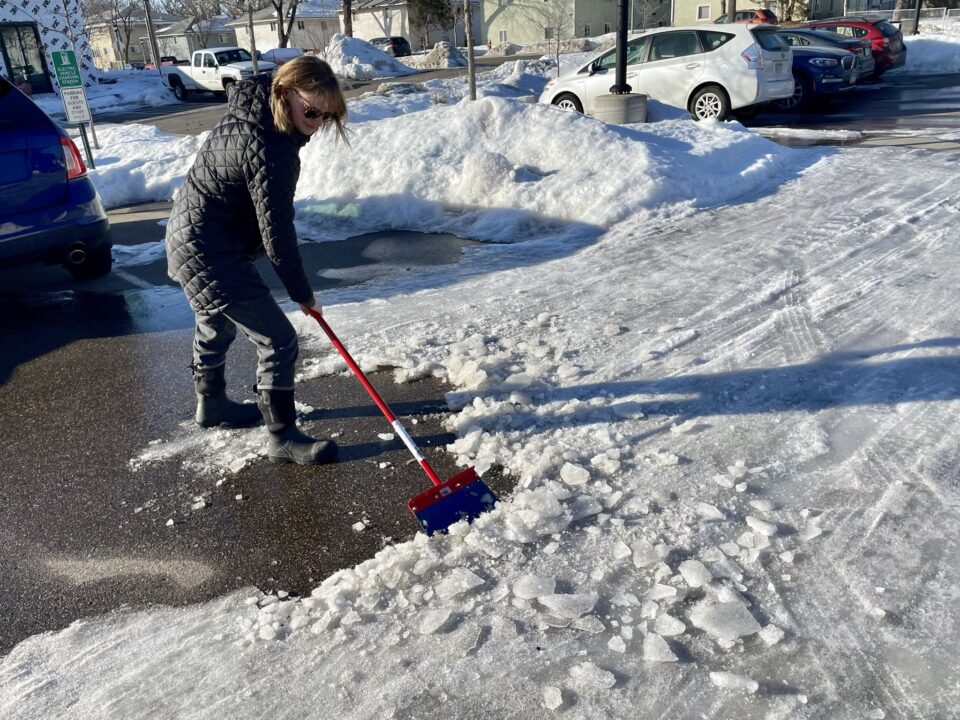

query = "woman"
[{"left": 165, "top": 56, "right": 348, "bottom": 465}]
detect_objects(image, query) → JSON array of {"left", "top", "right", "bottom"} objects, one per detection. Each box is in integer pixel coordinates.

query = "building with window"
[
  {"left": 85, "top": 9, "right": 180, "bottom": 71},
  {"left": 229, "top": 0, "right": 342, "bottom": 54},
  {"left": 141, "top": 16, "right": 238, "bottom": 63},
  {"left": 345, "top": 0, "right": 482, "bottom": 52},
  {"left": 1, "top": 0, "right": 95, "bottom": 95}
]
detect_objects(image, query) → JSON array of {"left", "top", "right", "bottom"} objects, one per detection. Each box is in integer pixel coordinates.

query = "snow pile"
[
  {"left": 524, "top": 37, "right": 601, "bottom": 56},
  {"left": 488, "top": 42, "right": 523, "bottom": 56},
  {"left": 402, "top": 41, "right": 467, "bottom": 69},
  {"left": 31, "top": 69, "right": 174, "bottom": 118},
  {"left": 894, "top": 32, "right": 960, "bottom": 74},
  {"left": 324, "top": 33, "right": 419, "bottom": 80}
]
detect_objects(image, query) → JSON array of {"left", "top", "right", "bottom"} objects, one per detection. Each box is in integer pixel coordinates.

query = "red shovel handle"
[{"left": 305, "top": 307, "right": 443, "bottom": 487}]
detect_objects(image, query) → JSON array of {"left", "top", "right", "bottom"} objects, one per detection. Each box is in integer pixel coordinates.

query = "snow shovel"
[{"left": 305, "top": 308, "right": 497, "bottom": 534}]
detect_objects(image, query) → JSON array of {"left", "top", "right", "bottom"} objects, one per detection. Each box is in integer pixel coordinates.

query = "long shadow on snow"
[{"left": 494, "top": 338, "right": 960, "bottom": 441}]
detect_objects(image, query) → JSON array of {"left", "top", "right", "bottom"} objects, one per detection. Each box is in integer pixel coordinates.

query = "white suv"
[{"left": 539, "top": 24, "right": 794, "bottom": 121}]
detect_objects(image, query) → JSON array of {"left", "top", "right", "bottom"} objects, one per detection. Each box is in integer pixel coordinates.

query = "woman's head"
[{"left": 270, "top": 56, "right": 347, "bottom": 141}]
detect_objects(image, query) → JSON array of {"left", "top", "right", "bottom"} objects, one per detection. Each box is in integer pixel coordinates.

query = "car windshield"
[{"left": 215, "top": 49, "right": 252, "bottom": 64}]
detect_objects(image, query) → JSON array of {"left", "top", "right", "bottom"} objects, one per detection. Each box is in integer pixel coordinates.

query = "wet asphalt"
[{"left": 0, "top": 204, "right": 510, "bottom": 654}]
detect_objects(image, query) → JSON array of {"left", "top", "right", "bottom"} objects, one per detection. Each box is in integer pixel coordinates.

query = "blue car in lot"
[
  {"left": 772, "top": 44, "right": 859, "bottom": 112},
  {"left": 0, "top": 76, "right": 112, "bottom": 280}
]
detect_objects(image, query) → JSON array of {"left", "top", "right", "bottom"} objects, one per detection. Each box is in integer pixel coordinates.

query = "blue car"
[
  {"left": 773, "top": 45, "right": 859, "bottom": 112},
  {"left": 0, "top": 76, "right": 112, "bottom": 280}
]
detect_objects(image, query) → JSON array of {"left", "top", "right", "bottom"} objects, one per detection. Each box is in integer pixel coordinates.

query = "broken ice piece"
[
  {"left": 709, "top": 671, "right": 759, "bottom": 693},
  {"left": 352, "top": 522, "right": 366, "bottom": 532},
  {"left": 377, "top": 433, "right": 395, "bottom": 441},
  {"left": 570, "top": 615, "right": 605, "bottom": 634},
  {"left": 759, "top": 623, "right": 785, "bottom": 646},
  {"left": 538, "top": 592, "right": 599, "bottom": 619},
  {"left": 696, "top": 502, "right": 725, "bottom": 520},
  {"left": 679, "top": 559, "right": 713, "bottom": 588},
  {"left": 749, "top": 499, "right": 775, "bottom": 512},
  {"left": 642, "top": 633, "right": 678, "bottom": 662},
  {"left": 631, "top": 539, "right": 660, "bottom": 568},
  {"left": 800, "top": 523, "right": 823, "bottom": 541},
  {"left": 653, "top": 612, "right": 686, "bottom": 637},
  {"left": 608, "top": 635, "right": 627, "bottom": 653},
  {"left": 543, "top": 685, "right": 564, "bottom": 710},
  {"left": 714, "top": 475, "right": 735, "bottom": 489},
  {"left": 419, "top": 607, "right": 452, "bottom": 635},
  {"left": 669, "top": 419, "right": 698, "bottom": 434},
  {"left": 378, "top": 462, "right": 391, "bottom": 469},
  {"left": 727, "top": 462, "right": 749, "bottom": 479},
  {"left": 436, "top": 568, "right": 485, "bottom": 599},
  {"left": 602, "top": 324, "right": 624, "bottom": 337},
  {"left": 191, "top": 500, "right": 207, "bottom": 511},
  {"left": 735, "top": 482, "right": 748, "bottom": 493},
  {"left": 746, "top": 516, "right": 778, "bottom": 537},
  {"left": 568, "top": 661, "right": 616, "bottom": 689},
  {"left": 689, "top": 602, "right": 761, "bottom": 643},
  {"left": 165, "top": 518, "right": 175, "bottom": 526},
  {"left": 513, "top": 574, "right": 556, "bottom": 600},
  {"left": 560, "top": 462, "right": 590, "bottom": 486}
]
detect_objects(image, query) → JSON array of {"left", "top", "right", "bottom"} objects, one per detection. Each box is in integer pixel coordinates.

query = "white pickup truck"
[{"left": 164, "top": 47, "right": 276, "bottom": 101}]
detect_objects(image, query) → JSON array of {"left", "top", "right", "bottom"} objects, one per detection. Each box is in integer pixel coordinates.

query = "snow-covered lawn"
[{"left": 2, "top": 33, "right": 960, "bottom": 720}]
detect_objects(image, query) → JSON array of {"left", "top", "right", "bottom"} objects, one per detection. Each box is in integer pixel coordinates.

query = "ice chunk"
[
  {"left": 377, "top": 433, "right": 395, "bottom": 441},
  {"left": 513, "top": 574, "right": 556, "bottom": 600},
  {"left": 646, "top": 583, "right": 678, "bottom": 602},
  {"left": 678, "top": 560, "right": 713, "bottom": 588},
  {"left": 759, "top": 623, "right": 785, "bottom": 646},
  {"left": 643, "top": 633, "right": 678, "bottom": 662},
  {"left": 419, "top": 608, "right": 452, "bottom": 635},
  {"left": 653, "top": 612, "right": 686, "bottom": 637},
  {"left": 538, "top": 592, "right": 598, "bottom": 619},
  {"left": 568, "top": 495, "right": 603, "bottom": 521},
  {"left": 746, "top": 515, "right": 778, "bottom": 537},
  {"left": 436, "top": 568, "right": 485, "bottom": 599},
  {"left": 543, "top": 685, "right": 564, "bottom": 710},
  {"left": 631, "top": 539, "right": 660, "bottom": 568},
  {"left": 709, "top": 671, "right": 759, "bottom": 693},
  {"left": 696, "top": 502, "right": 725, "bottom": 520},
  {"left": 560, "top": 462, "right": 590, "bottom": 486},
  {"left": 571, "top": 615, "right": 605, "bottom": 634},
  {"left": 602, "top": 324, "right": 624, "bottom": 337},
  {"left": 669, "top": 419, "right": 698, "bottom": 434},
  {"left": 612, "top": 539, "right": 632, "bottom": 560},
  {"left": 351, "top": 521, "right": 366, "bottom": 532},
  {"left": 689, "top": 602, "right": 761, "bottom": 643},
  {"left": 608, "top": 635, "right": 627, "bottom": 653},
  {"left": 568, "top": 661, "right": 616, "bottom": 689}
]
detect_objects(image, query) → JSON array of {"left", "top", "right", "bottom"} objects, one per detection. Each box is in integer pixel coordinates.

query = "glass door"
[{"left": 0, "top": 23, "right": 53, "bottom": 94}]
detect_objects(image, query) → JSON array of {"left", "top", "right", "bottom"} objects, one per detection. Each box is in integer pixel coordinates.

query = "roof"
[
  {"left": 85, "top": 10, "right": 181, "bottom": 26},
  {"left": 156, "top": 16, "right": 236, "bottom": 36}
]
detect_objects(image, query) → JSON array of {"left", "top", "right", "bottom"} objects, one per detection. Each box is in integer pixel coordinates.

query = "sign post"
[{"left": 52, "top": 50, "right": 99, "bottom": 162}]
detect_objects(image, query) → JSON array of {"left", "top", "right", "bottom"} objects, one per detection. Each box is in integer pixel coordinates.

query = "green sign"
[{"left": 52, "top": 50, "right": 82, "bottom": 88}]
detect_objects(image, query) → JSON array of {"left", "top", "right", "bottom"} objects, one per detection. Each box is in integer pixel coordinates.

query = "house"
[
  {"left": 1, "top": 0, "right": 96, "bottom": 95},
  {"left": 671, "top": 0, "right": 839, "bottom": 25},
  {"left": 142, "top": 16, "right": 238, "bottom": 63},
  {"left": 345, "top": 0, "right": 482, "bottom": 52},
  {"left": 483, "top": 0, "right": 660, "bottom": 47},
  {"left": 229, "top": 0, "right": 342, "bottom": 54},
  {"left": 85, "top": 9, "right": 180, "bottom": 70}
]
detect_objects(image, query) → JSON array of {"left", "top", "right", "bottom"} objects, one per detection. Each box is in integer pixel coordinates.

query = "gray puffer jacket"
[{"left": 165, "top": 75, "right": 313, "bottom": 314}]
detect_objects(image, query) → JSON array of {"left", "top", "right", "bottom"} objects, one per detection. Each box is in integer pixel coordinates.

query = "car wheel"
[
  {"left": 552, "top": 93, "right": 583, "bottom": 113},
  {"left": 172, "top": 80, "right": 189, "bottom": 101},
  {"left": 222, "top": 79, "right": 235, "bottom": 93},
  {"left": 690, "top": 85, "right": 730, "bottom": 121},
  {"left": 774, "top": 71, "right": 812, "bottom": 112},
  {"left": 67, "top": 244, "right": 112, "bottom": 281}
]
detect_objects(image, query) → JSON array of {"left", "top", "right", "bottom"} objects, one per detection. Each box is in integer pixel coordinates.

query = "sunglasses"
[{"left": 292, "top": 91, "right": 337, "bottom": 123}]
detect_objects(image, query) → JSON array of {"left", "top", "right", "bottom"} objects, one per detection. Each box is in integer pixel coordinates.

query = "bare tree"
[
  {"left": 408, "top": 0, "right": 454, "bottom": 49},
  {"left": 81, "top": 0, "right": 142, "bottom": 64},
  {"left": 221, "top": 0, "right": 269, "bottom": 69},
  {"left": 343, "top": 0, "right": 353, "bottom": 37},
  {"left": 539, "top": 0, "right": 574, "bottom": 77},
  {"left": 158, "top": 0, "right": 221, "bottom": 48},
  {"left": 265, "top": 0, "right": 301, "bottom": 47}
]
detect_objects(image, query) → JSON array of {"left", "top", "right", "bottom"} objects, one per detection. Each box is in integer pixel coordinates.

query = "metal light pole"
[
  {"left": 912, "top": 0, "right": 922, "bottom": 35},
  {"left": 610, "top": 0, "right": 631, "bottom": 93},
  {"left": 463, "top": 0, "right": 476, "bottom": 100}
]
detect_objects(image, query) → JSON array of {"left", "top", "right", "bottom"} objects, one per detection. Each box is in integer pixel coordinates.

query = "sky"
[{"left": 4, "top": 32, "right": 960, "bottom": 720}]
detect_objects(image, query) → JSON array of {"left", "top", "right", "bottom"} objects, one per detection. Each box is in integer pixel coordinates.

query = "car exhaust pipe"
[{"left": 66, "top": 245, "right": 87, "bottom": 265}]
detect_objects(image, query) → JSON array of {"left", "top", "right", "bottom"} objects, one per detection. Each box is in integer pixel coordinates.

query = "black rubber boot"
[
  {"left": 256, "top": 388, "right": 338, "bottom": 465},
  {"left": 193, "top": 365, "right": 262, "bottom": 429}
]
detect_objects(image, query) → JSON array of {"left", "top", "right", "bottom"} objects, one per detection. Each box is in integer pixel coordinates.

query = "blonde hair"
[{"left": 270, "top": 56, "right": 348, "bottom": 142}]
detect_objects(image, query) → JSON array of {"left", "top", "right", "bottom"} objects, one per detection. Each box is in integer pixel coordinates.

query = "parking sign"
[
  {"left": 52, "top": 51, "right": 83, "bottom": 88},
  {"left": 61, "top": 87, "right": 92, "bottom": 124}
]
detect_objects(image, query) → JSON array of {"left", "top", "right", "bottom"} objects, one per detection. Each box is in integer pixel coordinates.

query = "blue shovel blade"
[{"left": 407, "top": 467, "right": 498, "bottom": 535}]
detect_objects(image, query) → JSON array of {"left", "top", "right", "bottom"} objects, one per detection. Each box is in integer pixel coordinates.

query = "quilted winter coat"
[{"left": 165, "top": 75, "right": 314, "bottom": 315}]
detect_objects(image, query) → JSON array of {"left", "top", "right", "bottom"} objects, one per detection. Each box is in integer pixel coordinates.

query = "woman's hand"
[{"left": 300, "top": 297, "right": 320, "bottom": 316}]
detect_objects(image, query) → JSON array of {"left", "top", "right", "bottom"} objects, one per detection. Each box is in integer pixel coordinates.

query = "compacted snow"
[{"left": 2, "top": 33, "right": 959, "bottom": 720}]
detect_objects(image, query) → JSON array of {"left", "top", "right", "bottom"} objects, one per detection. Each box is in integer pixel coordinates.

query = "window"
[
  {"left": 203, "top": 54, "right": 216, "bottom": 67},
  {"left": 298, "top": 21, "right": 305, "bottom": 29},
  {"left": 649, "top": 31, "right": 699, "bottom": 61},
  {"left": 499, "top": 29, "right": 508, "bottom": 42},
  {"left": 604, "top": 23, "right": 611, "bottom": 33},
  {"left": 270, "top": 22, "right": 277, "bottom": 31},
  {"left": 696, "top": 30, "right": 735, "bottom": 51},
  {"left": 697, "top": 4, "right": 710, "bottom": 20},
  {"left": 545, "top": 27, "right": 554, "bottom": 40},
  {"left": 583, "top": 24, "right": 591, "bottom": 36},
  {"left": 594, "top": 37, "right": 647, "bottom": 71}
]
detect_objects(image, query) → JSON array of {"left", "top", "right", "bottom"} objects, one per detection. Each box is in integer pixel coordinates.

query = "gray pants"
[{"left": 193, "top": 294, "right": 299, "bottom": 391}]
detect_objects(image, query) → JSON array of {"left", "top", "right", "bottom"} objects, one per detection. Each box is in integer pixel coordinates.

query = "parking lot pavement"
[{"left": 0, "top": 202, "right": 509, "bottom": 655}]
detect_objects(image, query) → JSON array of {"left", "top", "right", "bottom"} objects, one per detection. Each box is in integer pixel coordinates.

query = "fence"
[{"left": 843, "top": 7, "right": 960, "bottom": 32}]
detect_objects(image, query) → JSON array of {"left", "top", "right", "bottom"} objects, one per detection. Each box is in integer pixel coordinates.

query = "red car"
[
  {"left": 801, "top": 16, "right": 906, "bottom": 78},
  {"left": 714, "top": 8, "right": 779, "bottom": 24}
]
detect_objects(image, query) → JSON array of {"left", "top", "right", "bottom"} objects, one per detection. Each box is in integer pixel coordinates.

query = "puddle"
[{"left": 261, "top": 230, "right": 479, "bottom": 290}]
